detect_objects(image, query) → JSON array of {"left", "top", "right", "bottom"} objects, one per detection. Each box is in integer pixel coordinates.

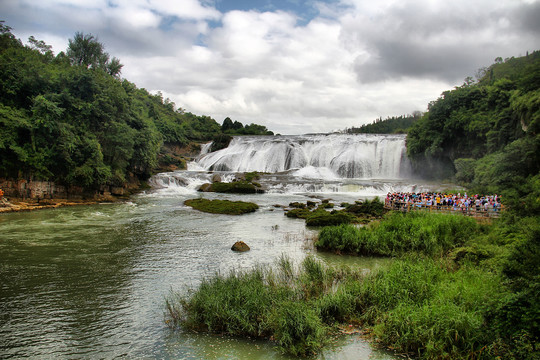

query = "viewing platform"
[{"left": 384, "top": 200, "right": 502, "bottom": 219}]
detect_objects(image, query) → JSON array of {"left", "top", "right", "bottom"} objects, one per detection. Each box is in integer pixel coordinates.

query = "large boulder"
[{"left": 231, "top": 241, "right": 250, "bottom": 252}]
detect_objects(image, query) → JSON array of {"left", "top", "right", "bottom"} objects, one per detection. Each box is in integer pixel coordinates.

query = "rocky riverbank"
[{"left": 0, "top": 197, "right": 119, "bottom": 213}]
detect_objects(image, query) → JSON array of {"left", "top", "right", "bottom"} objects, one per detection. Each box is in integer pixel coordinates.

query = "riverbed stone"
[
  {"left": 231, "top": 241, "right": 250, "bottom": 252},
  {"left": 197, "top": 183, "right": 212, "bottom": 192}
]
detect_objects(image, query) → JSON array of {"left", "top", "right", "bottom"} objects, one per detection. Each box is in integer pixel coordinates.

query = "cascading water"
[
  {"left": 190, "top": 134, "right": 411, "bottom": 179},
  {"left": 150, "top": 133, "right": 424, "bottom": 197}
]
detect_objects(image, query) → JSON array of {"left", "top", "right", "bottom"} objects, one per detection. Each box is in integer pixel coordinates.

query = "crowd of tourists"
[{"left": 385, "top": 191, "right": 502, "bottom": 214}]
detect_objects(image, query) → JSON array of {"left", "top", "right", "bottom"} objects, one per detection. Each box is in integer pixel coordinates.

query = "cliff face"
[{"left": 0, "top": 178, "right": 139, "bottom": 200}]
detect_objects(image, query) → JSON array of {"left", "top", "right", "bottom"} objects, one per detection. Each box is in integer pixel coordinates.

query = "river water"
[{"left": 1, "top": 134, "right": 431, "bottom": 359}]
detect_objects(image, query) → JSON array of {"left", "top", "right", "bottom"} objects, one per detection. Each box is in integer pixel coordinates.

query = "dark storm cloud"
[{"left": 515, "top": 1, "right": 540, "bottom": 34}]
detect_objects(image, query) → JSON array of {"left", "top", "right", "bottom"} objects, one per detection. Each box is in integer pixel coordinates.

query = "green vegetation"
[
  {"left": 201, "top": 181, "right": 262, "bottom": 194},
  {"left": 166, "top": 256, "right": 345, "bottom": 356},
  {"left": 343, "top": 197, "right": 385, "bottom": 217},
  {"left": 285, "top": 198, "right": 385, "bottom": 226},
  {"left": 285, "top": 206, "right": 357, "bottom": 226},
  {"left": 304, "top": 210, "right": 357, "bottom": 227},
  {"left": 0, "top": 23, "right": 271, "bottom": 192},
  {"left": 406, "top": 52, "right": 540, "bottom": 214},
  {"left": 346, "top": 112, "right": 422, "bottom": 134},
  {"left": 169, "top": 212, "right": 539, "bottom": 358},
  {"left": 221, "top": 117, "right": 274, "bottom": 136},
  {"left": 184, "top": 198, "right": 259, "bottom": 215},
  {"left": 316, "top": 212, "right": 480, "bottom": 256}
]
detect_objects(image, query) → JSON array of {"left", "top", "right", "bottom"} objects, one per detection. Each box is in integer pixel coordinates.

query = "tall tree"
[{"left": 66, "top": 32, "right": 122, "bottom": 77}]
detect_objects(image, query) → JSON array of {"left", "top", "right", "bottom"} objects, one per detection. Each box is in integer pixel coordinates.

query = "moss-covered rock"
[
  {"left": 305, "top": 210, "right": 357, "bottom": 226},
  {"left": 285, "top": 208, "right": 312, "bottom": 219},
  {"left": 198, "top": 181, "right": 264, "bottom": 194},
  {"left": 185, "top": 198, "right": 259, "bottom": 215}
]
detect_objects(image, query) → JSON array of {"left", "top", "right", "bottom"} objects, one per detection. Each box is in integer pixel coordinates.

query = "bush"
[
  {"left": 168, "top": 268, "right": 274, "bottom": 337},
  {"left": 345, "top": 197, "right": 385, "bottom": 217},
  {"left": 167, "top": 256, "right": 347, "bottom": 356}
]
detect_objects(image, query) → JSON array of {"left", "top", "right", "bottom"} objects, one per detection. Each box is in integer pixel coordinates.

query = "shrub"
[
  {"left": 285, "top": 208, "right": 312, "bottom": 219},
  {"left": 345, "top": 197, "right": 385, "bottom": 217},
  {"left": 167, "top": 257, "right": 347, "bottom": 356},
  {"left": 168, "top": 268, "right": 274, "bottom": 337}
]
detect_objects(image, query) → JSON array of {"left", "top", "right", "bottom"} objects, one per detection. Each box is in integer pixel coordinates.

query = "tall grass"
[
  {"left": 167, "top": 212, "right": 536, "bottom": 358},
  {"left": 167, "top": 256, "right": 354, "bottom": 356},
  {"left": 316, "top": 212, "right": 480, "bottom": 256},
  {"left": 363, "top": 259, "right": 508, "bottom": 359},
  {"left": 166, "top": 254, "right": 513, "bottom": 358}
]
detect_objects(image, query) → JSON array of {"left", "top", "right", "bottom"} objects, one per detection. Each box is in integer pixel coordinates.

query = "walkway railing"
[{"left": 384, "top": 200, "right": 502, "bottom": 218}]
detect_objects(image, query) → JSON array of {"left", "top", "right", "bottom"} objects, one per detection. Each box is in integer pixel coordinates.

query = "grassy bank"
[
  {"left": 167, "top": 212, "right": 539, "bottom": 358},
  {"left": 316, "top": 211, "right": 482, "bottom": 257}
]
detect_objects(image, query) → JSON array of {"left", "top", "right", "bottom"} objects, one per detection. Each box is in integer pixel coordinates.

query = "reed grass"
[
  {"left": 316, "top": 212, "right": 480, "bottom": 256},
  {"left": 167, "top": 256, "right": 363, "bottom": 356},
  {"left": 167, "top": 211, "right": 537, "bottom": 358}
]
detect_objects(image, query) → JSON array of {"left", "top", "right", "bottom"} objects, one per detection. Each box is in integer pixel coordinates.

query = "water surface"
[{"left": 1, "top": 188, "right": 395, "bottom": 359}]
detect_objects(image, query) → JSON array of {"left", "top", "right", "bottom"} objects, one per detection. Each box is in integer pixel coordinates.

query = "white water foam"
[{"left": 190, "top": 134, "right": 411, "bottom": 179}]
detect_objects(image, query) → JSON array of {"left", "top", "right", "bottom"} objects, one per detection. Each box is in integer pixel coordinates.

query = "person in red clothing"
[{"left": 0, "top": 188, "right": 4, "bottom": 200}]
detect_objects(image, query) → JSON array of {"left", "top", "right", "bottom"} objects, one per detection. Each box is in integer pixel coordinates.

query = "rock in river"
[{"left": 231, "top": 241, "right": 250, "bottom": 252}]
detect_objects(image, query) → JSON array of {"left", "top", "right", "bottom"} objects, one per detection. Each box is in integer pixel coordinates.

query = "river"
[{"left": 0, "top": 134, "right": 432, "bottom": 359}]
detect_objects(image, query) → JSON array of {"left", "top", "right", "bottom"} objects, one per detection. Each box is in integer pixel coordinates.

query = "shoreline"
[{"left": 0, "top": 197, "right": 121, "bottom": 213}]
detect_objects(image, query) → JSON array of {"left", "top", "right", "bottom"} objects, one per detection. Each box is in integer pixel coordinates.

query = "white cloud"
[
  {"left": 2, "top": 0, "right": 539, "bottom": 134},
  {"left": 148, "top": 0, "right": 221, "bottom": 20}
]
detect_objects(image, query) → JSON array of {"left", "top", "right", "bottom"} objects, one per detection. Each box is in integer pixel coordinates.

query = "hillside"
[
  {"left": 0, "top": 24, "right": 272, "bottom": 194},
  {"left": 406, "top": 51, "right": 540, "bottom": 215},
  {"left": 346, "top": 112, "right": 422, "bottom": 134}
]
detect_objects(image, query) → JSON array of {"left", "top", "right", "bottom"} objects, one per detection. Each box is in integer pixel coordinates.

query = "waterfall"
[{"left": 190, "top": 134, "right": 411, "bottom": 179}]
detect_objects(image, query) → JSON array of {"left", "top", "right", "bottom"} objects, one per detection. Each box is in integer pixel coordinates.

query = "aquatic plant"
[{"left": 167, "top": 256, "right": 356, "bottom": 356}]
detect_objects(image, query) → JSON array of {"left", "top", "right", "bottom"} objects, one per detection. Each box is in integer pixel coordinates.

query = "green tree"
[{"left": 66, "top": 32, "right": 122, "bottom": 77}]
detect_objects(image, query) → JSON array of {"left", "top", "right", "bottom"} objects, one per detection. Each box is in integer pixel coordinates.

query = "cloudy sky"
[{"left": 2, "top": 0, "right": 539, "bottom": 134}]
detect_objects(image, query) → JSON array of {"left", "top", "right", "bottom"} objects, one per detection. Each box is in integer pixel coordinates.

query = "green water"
[{"left": 0, "top": 190, "right": 395, "bottom": 359}]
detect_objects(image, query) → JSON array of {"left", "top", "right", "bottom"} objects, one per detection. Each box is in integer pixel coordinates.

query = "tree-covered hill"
[
  {"left": 346, "top": 112, "right": 422, "bottom": 134},
  {"left": 0, "top": 23, "right": 271, "bottom": 191},
  {"left": 406, "top": 50, "right": 540, "bottom": 214}
]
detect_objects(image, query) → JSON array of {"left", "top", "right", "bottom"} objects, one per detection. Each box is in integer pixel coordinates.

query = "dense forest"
[
  {"left": 346, "top": 112, "right": 422, "bottom": 134},
  {"left": 407, "top": 51, "right": 540, "bottom": 215},
  {"left": 0, "top": 23, "right": 272, "bottom": 191}
]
